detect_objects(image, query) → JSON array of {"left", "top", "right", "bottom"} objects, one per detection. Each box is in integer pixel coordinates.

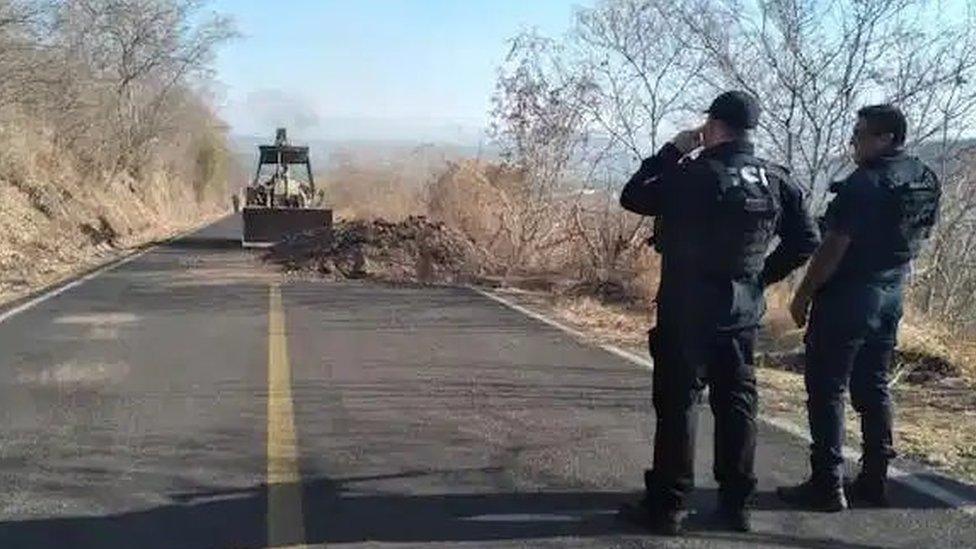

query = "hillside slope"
[{"left": 0, "top": 124, "right": 227, "bottom": 304}]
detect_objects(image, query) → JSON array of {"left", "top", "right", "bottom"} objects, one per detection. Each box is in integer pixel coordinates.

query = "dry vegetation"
[
  {"left": 253, "top": 157, "right": 976, "bottom": 494},
  {"left": 0, "top": 0, "right": 234, "bottom": 303},
  {"left": 269, "top": 148, "right": 976, "bottom": 480},
  {"left": 472, "top": 286, "right": 976, "bottom": 483},
  {"left": 101, "top": 0, "right": 964, "bottom": 482},
  {"left": 321, "top": 162, "right": 428, "bottom": 222},
  {"left": 270, "top": 0, "right": 976, "bottom": 482},
  {"left": 482, "top": 0, "right": 976, "bottom": 469}
]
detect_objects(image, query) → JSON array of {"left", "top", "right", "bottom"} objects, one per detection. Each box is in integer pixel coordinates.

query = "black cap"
[{"left": 705, "top": 91, "right": 760, "bottom": 130}]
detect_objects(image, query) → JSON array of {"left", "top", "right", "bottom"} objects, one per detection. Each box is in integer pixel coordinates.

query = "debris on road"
[{"left": 266, "top": 215, "right": 492, "bottom": 284}]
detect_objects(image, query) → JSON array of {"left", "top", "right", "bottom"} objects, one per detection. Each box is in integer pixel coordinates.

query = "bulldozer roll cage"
[{"left": 241, "top": 128, "right": 332, "bottom": 248}]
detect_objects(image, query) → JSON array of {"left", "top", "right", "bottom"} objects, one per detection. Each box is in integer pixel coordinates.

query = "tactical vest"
[
  {"left": 877, "top": 156, "right": 941, "bottom": 263},
  {"left": 705, "top": 156, "right": 783, "bottom": 277},
  {"left": 651, "top": 155, "right": 782, "bottom": 279}
]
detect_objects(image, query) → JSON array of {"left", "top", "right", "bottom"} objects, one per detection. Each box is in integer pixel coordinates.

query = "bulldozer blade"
[{"left": 242, "top": 207, "right": 332, "bottom": 248}]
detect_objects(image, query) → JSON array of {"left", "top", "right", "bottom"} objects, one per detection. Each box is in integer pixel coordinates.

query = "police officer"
[
  {"left": 778, "top": 105, "right": 941, "bottom": 511},
  {"left": 618, "top": 91, "right": 820, "bottom": 534}
]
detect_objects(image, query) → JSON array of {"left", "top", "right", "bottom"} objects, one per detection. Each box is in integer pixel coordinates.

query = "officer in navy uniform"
[
  {"left": 618, "top": 91, "right": 820, "bottom": 534},
  {"left": 778, "top": 104, "right": 941, "bottom": 511}
]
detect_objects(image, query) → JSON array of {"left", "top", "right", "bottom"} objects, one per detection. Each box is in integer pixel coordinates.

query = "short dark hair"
[{"left": 857, "top": 104, "right": 907, "bottom": 147}]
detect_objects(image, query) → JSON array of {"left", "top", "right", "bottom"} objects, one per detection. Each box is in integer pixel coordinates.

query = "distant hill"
[
  {"left": 226, "top": 131, "right": 976, "bottom": 192},
  {"left": 228, "top": 134, "right": 501, "bottom": 174}
]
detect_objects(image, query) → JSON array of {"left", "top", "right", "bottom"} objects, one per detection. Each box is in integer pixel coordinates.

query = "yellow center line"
[{"left": 267, "top": 284, "right": 306, "bottom": 547}]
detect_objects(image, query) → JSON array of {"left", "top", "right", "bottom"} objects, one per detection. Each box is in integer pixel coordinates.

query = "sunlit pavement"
[{"left": 0, "top": 216, "right": 973, "bottom": 548}]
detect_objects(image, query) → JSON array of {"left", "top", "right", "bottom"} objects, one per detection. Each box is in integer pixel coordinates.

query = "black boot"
[
  {"left": 846, "top": 456, "right": 890, "bottom": 507},
  {"left": 845, "top": 475, "right": 888, "bottom": 507},
  {"left": 715, "top": 504, "right": 751, "bottom": 532},
  {"left": 715, "top": 490, "right": 752, "bottom": 532},
  {"left": 777, "top": 478, "right": 848, "bottom": 512},
  {"left": 846, "top": 471, "right": 889, "bottom": 508},
  {"left": 617, "top": 470, "right": 685, "bottom": 535},
  {"left": 617, "top": 496, "right": 685, "bottom": 536}
]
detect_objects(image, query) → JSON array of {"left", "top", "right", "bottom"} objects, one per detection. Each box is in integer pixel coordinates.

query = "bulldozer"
[{"left": 241, "top": 128, "right": 332, "bottom": 247}]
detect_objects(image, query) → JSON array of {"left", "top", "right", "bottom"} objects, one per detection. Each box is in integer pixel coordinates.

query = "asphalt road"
[{"left": 0, "top": 216, "right": 973, "bottom": 548}]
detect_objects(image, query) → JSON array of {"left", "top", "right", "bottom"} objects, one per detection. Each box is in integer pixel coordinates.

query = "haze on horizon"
[{"left": 210, "top": 0, "right": 578, "bottom": 144}]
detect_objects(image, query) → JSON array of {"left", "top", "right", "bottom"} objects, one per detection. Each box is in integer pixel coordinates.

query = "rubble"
[{"left": 266, "top": 215, "right": 493, "bottom": 284}]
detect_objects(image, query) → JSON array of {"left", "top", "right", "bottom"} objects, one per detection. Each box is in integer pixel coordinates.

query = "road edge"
[
  {"left": 0, "top": 215, "right": 230, "bottom": 325},
  {"left": 468, "top": 284, "right": 976, "bottom": 517}
]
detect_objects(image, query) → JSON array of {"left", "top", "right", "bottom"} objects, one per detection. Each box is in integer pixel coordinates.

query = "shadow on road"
[{"left": 0, "top": 472, "right": 900, "bottom": 549}]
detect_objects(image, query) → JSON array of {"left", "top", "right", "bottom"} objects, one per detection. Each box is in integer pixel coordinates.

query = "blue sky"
[{"left": 209, "top": 0, "right": 579, "bottom": 141}]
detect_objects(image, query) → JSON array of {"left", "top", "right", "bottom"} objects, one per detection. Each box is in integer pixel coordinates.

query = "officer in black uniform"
[
  {"left": 618, "top": 91, "right": 820, "bottom": 534},
  {"left": 778, "top": 104, "right": 941, "bottom": 511}
]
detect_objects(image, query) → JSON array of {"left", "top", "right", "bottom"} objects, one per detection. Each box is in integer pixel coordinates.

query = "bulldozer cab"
[
  {"left": 248, "top": 129, "right": 313, "bottom": 208},
  {"left": 242, "top": 128, "right": 332, "bottom": 247}
]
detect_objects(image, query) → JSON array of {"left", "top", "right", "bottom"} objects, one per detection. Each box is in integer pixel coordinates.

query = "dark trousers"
[
  {"left": 804, "top": 281, "right": 902, "bottom": 487},
  {"left": 647, "top": 325, "right": 758, "bottom": 510}
]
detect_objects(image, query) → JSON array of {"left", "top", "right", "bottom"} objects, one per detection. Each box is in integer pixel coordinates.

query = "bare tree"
[
  {"left": 912, "top": 148, "right": 976, "bottom": 328},
  {"left": 660, "top": 0, "right": 976, "bottom": 336},
  {"left": 0, "top": 1, "right": 54, "bottom": 109},
  {"left": 574, "top": 0, "right": 705, "bottom": 157},
  {"left": 492, "top": 0, "right": 976, "bottom": 337},
  {"left": 669, "top": 0, "right": 976, "bottom": 205},
  {"left": 490, "top": 31, "right": 593, "bottom": 273},
  {"left": 879, "top": 3, "right": 976, "bottom": 176},
  {"left": 669, "top": 0, "right": 886, "bottom": 205},
  {"left": 566, "top": 0, "right": 709, "bottom": 282},
  {"left": 52, "top": 0, "right": 236, "bottom": 173},
  {"left": 491, "top": 1, "right": 714, "bottom": 282},
  {"left": 0, "top": 0, "right": 234, "bottom": 208}
]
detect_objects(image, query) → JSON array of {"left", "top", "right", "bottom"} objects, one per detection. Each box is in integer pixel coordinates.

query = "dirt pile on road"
[{"left": 267, "top": 215, "right": 493, "bottom": 284}]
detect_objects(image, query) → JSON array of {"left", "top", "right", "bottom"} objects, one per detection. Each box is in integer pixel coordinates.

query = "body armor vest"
[
  {"left": 877, "top": 156, "right": 940, "bottom": 264},
  {"left": 650, "top": 155, "right": 782, "bottom": 279},
  {"left": 706, "top": 157, "right": 782, "bottom": 277}
]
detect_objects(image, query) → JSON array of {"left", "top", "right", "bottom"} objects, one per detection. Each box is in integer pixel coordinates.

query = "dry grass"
[
  {"left": 898, "top": 315, "right": 976, "bottom": 385},
  {"left": 488, "top": 286, "right": 976, "bottom": 483},
  {"left": 552, "top": 294, "right": 650, "bottom": 347},
  {"left": 758, "top": 364, "right": 976, "bottom": 481},
  {"left": 427, "top": 160, "right": 532, "bottom": 269},
  {"left": 895, "top": 383, "right": 976, "bottom": 479},
  {"left": 265, "top": 157, "right": 976, "bottom": 482},
  {"left": 760, "top": 290, "right": 976, "bottom": 480},
  {"left": 0, "top": 117, "right": 226, "bottom": 305},
  {"left": 321, "top": 163, "right": 428, "bottom": 222},
  {"left": 961, "top": 344, "right": 976, "bottom": 384},
  {"left": 762, "top": 285, "right": 974, "bottom": 384}
]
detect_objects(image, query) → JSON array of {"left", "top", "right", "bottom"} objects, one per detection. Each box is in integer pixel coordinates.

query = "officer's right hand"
[{"left": 671, "top": 127, "right": 703, "bottom": 154}]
